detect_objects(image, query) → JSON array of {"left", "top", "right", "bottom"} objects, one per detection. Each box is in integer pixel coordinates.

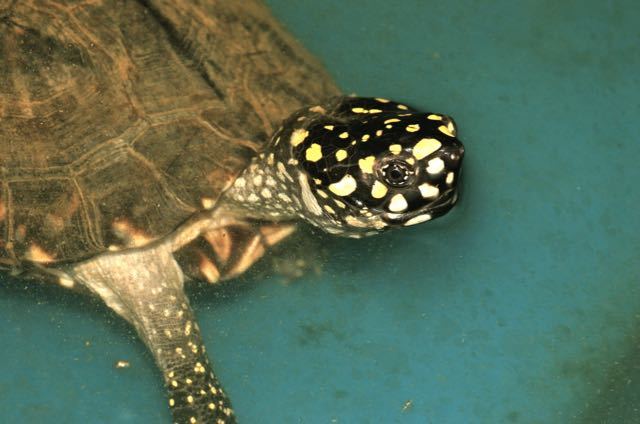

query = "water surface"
[{"left": 1, "top": 0, "right": 639, "bottom": 422}]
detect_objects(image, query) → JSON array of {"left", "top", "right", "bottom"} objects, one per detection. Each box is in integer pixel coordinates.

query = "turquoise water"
[{"left": 1, "top": 0, "right": 639, "bottom": 422}]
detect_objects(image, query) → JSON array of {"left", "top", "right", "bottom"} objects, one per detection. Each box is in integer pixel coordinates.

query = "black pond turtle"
[{"left": 0, "top": 1, "right": 465, "bottom": 422}]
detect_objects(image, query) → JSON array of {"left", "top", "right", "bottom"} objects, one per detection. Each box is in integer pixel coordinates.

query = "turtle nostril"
[{"left": 444, "top": 141, "right": 464, "bottom": 165}]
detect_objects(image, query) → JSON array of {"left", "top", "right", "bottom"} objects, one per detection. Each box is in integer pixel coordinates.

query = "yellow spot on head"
[
  {"left": 427, "top": 114, "right": 443, "bottom": 121},
  {"left": 375, "top": 98, "right": 390, "bottom": 103},
  {"left": 305, "top": 143, "right": 323, "bottom": 162},
  {"left": 397, "top": 104, "right": 409, "bottom": 110},
  {"left": 339, "top": 131, "right": 349, "bottom": 139},
  {"left": 376, "top": 130, "right": 383, "bottom": 137},
  {"left": 413, "top": 138, "right": 442, "bottom": 160},
  {"left": 389, "top": 144, "right": 402, "bottom": 155},
  {"left": 369, "top": 109, "right": 382, "bottom": 113},
  {"left": 324, "top": 125, "right": 334, "bottom": 130},
  {"left": 427, "top": 157, "right": 445, "bottom": 174},
  {"left": 446, "top": 172, "right": 455, "bottom": 185},
  {"left": 361, "top": 134, "right": 370, "bottom": 142},
  {"left": 358, "top": 156, "right": 375, "bottom": 174},
  {"left": 371, "top": 180, "right": 388, "bottom": 199},
  {"left": 335, "top": 149, "right": 348, "bottom": 161},
  {"left": 388, "top": 194, "right": 408, "bottom": 212},
  {"left": 419, "top": 183, "right": 439, "bottom": 198},
  {"left": 438, "top": 124, "right": 455, "bottom": 137},
  {"left": 384, "top": 118, "right": 400, "bottom": 124},
  {"left": 290, "top": 128, "right": 309, "bottom": 146},
  {"left": 446, "top": 120, "right": 457, "bottom": 136},
  {"left": 406, "top": 124, "right": 420, "bottom": 132},
  {"left": 329, "top": 174, "right": 357, "bottom": 196},
  {"left": 352, "top": 107, "right": 367, "bottom": 113}
]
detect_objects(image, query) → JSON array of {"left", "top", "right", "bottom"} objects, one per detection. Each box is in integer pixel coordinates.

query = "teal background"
[{"left": 1, "top": 0, "right": 639, "bottom": 422}]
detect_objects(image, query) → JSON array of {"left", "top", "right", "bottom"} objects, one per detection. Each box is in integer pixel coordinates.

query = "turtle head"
[{"left": 277, "top": 96, "right": 465, "bottom": 237}]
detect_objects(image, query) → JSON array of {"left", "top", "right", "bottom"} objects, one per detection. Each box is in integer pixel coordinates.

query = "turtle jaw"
[{"left": 380, "top": 187, "right": 460, "bottom": 227}]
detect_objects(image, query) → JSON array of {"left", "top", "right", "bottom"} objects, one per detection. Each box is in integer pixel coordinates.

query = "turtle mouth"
[{"left": 380, "top": 188, "right": 459, "bottom": 227}]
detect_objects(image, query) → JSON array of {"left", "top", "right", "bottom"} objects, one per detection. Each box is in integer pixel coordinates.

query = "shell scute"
[{"left": 0, "top": 1, "right": 338, "bottom": 267}]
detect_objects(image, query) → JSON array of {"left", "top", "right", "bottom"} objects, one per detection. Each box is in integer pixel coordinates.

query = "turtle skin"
[{"left": 0, "top": 1, "right": 339, "bottom": 422}]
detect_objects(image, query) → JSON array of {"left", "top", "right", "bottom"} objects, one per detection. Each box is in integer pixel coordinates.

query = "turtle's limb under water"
[{"left": 69, "top": 240, "right": 236, "bottom": 424}]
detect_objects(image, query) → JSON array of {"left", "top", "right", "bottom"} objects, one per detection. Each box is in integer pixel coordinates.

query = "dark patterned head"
[{"left": 271, "top": 96, "right": 465, "bottom": 237}]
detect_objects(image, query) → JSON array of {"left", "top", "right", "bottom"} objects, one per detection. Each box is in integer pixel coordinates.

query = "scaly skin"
[{"left": 70, "top": 239, "right": 236, "bottom": 423}]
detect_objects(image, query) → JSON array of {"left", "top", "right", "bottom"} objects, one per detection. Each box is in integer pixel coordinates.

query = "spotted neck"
[
  {"left": 219, "top": 115, "right": 348, "bottom": 235},
  {"left": 221, "top": 150, "right": 302, "bottom": 221}
]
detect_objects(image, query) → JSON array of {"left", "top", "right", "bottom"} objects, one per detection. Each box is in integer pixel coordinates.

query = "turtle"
[{"left": 0, "top": 0, "right": 465, "bottom": 422}]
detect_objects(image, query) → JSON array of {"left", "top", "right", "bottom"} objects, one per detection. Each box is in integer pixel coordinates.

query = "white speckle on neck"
[
  {"left": 298, "top": 173, "right": 323, "bottom": 216},
  {"left": 260, "top": 188, "right": 272, "bottom": 199}
]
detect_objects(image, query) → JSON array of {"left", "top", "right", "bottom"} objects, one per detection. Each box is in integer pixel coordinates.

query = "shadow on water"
[{"left": 576, "top": 314, "right": 640, "bottom": 424}]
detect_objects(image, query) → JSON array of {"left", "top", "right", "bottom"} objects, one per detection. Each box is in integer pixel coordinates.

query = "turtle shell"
[{"left": 0, "top": 0, "right": 340, "bottom": 267}]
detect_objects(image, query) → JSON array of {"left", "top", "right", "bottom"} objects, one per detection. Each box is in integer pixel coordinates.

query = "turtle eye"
[{"left": 380, "top": 160, "right": 414, "bottom": 187}]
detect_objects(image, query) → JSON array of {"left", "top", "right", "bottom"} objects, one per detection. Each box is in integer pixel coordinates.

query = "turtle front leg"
[
  {"left": 150, "top": 295, "right": 235, "bottom": 424},
  {"left": 68, "top": 242, "right": 236, "bottom": 424}
]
